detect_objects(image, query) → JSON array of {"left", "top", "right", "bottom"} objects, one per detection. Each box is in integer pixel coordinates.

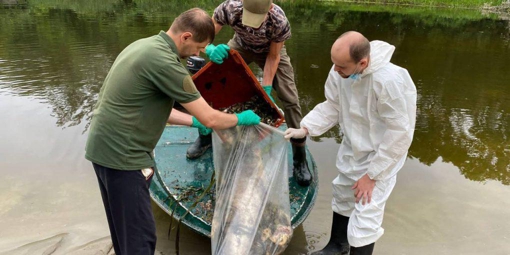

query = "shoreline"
[{"left": 318, "top": 0, "right": 510, "bottom": 11}]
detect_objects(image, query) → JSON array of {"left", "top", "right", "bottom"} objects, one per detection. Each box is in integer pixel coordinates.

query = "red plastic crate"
[{"left": 192, "top": 49, "right": 284, "bottom": 127}]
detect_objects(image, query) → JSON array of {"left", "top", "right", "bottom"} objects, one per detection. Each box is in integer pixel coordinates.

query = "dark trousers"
[{"left": 93, "top": 163, "right": 156, "bottom": 255}]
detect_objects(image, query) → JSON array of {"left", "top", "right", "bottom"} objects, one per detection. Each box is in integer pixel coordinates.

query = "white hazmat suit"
[{"left": 301, "top": 40, "right": 417, "bottom": 247}]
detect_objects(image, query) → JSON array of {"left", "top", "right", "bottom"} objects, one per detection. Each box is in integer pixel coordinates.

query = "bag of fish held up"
[{"left": 211, "top": 124, "right": 292, "bottom": 255}]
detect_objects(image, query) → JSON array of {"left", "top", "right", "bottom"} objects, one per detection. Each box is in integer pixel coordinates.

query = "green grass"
[
  {"left": 19, "top": 0, "right": 510, "bottom": 14},
  {"left": 320, "top": 0, "right": 505, "bottom": 8},
  {"left": 4, "top": 0, "right": 506, "bottom": 27},
  {"left": 278, "top": 0, "right": 502, "bottom": 30}
]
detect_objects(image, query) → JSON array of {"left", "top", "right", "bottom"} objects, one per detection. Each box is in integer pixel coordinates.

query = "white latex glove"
[{"left": 284, "top": 127, "right": 308, "bottom": 140}]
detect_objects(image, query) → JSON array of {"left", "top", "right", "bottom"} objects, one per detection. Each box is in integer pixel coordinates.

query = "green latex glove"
[
  {"left": 262, "top": 85, "right": 275, "bottom": 103},
  {"left": 205, "top": 44, "right": 230, "bottom": 64},
  {"left": 191, "top": 117, "right": 213, "bottom": 135},
  {"left": 235, "top": 110, "right": 261, "bottom": 126}
]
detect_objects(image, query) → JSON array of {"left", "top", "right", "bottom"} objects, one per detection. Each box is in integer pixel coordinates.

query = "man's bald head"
[
  {"left": 332, "top": 31, "right": 370, "bottom": 64},
  {"left": 331, "top": 31, "right": 370, "bottom": 79}
]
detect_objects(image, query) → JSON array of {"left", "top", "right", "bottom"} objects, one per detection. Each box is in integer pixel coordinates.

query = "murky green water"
[{"left": 1, "top": 1, "right": 509, "bottom": 254}]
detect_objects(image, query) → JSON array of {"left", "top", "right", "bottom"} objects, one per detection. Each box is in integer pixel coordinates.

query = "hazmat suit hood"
[{"left": 361, "top": 40, "right": 395, "bottom": 77}]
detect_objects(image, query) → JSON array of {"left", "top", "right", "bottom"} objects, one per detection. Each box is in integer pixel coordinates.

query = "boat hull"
[{"left": 150, "top": 124, "right": 318, "bottom": 237}]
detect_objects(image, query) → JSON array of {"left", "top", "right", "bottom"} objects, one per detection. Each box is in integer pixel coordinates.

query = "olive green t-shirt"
[{"left": 85, "top": 31, "right": 200, "bottom": 170}]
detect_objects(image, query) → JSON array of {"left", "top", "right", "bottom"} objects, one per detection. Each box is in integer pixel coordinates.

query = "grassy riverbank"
[
  {"left": 4, "top": 0, "right": 508, "bottom": 22},
  {"left": 321, "top": 0, "right": 506, "bottom": 8},
  {"left": 16, "top": 0, "right": 510, "bottom": 11}
]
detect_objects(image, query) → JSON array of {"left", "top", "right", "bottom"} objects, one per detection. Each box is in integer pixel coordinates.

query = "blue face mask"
[
  {"left": 349, "top": 65, "right": 361, "bottom": 80},
  {"left": 349, "top": 73, "right": 360, "bottom": 80}
]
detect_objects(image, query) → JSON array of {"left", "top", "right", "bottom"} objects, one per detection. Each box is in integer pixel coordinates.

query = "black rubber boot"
[
  {"left": 349, "top": 243, "right": 375, "bottom": 255},
  {"left": 291, "top": 140, "right": 312, "bottom": 187},
  {"left": 310, "top": 213, "right": 350, "bottom": 255},
  {"left": 186, "top": 133, "right": 212, "bottom": 159}
]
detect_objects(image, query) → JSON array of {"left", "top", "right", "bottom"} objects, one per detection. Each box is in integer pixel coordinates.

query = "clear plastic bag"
[{"left": 211, "top": 124, "right": 293, "bottom": 255}]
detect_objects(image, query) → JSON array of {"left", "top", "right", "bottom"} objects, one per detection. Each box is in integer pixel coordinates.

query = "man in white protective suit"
[{"left": 284, "top": 31, "right": 417, "bottom": 255}]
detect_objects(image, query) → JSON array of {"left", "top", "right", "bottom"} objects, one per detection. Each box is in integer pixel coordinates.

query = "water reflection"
[
  {"left": 0, "top": 2, "right": 509, "bottom": 186},
  {"left": 1, "top": 2, "right": 510, "bottom": 254}
]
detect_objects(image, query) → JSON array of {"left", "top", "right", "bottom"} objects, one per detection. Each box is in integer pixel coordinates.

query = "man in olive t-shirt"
[{"left": 85, "top": 8, "right": 260, "bottom": 255}]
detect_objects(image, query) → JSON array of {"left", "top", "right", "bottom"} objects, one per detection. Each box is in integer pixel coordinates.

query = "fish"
[
  {"left": 211, "top": 125, "right": 292, "bottom": 255},
  {"left": 219, "top": 95, "right": 280, "bottom": 127}
]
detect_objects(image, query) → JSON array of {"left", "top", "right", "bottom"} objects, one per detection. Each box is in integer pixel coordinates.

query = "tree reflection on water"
[{"left": 0, "top": 1, "right": 509, "bottom": 184}]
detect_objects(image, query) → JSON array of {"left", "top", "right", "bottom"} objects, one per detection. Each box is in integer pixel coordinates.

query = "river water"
[{"left": 1, "top": 1, "right": 509, "bottom": 254}]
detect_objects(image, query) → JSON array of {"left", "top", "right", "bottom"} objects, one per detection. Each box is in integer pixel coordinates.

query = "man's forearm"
[
  {"left": 167, "top": 109, "right": 192, "bottom": 126},
  {"left": 367, "top": 130, "right": 412, "bottom": 180},
  {"left": 262, "top": 55, "right": 280, "bottom": 85}
]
